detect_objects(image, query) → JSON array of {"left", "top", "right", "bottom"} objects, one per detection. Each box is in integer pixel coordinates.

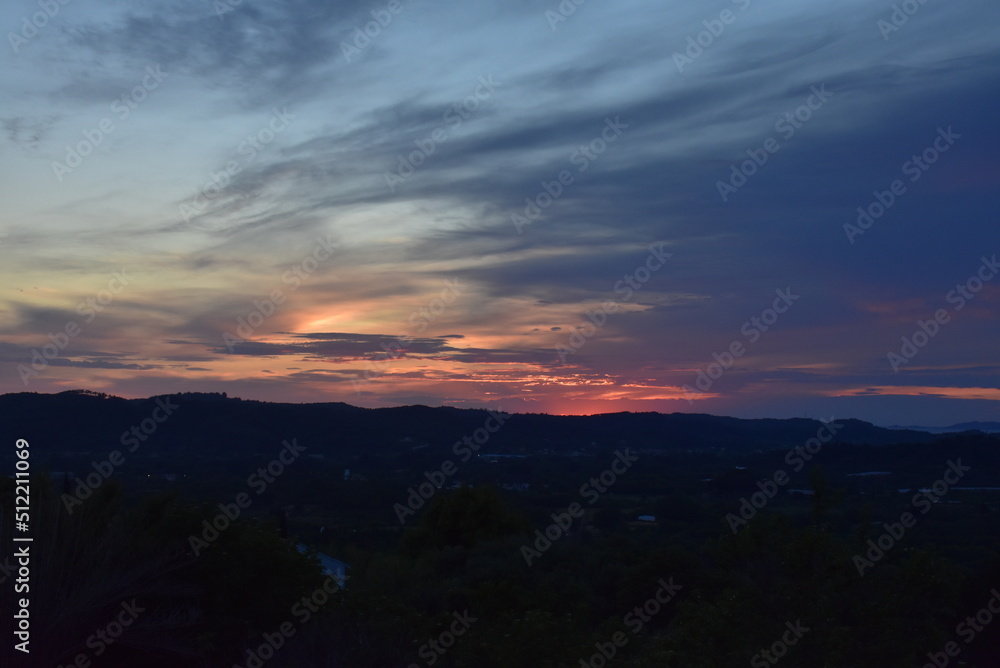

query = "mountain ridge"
[{"left": 0, "top": 390, "right": 941, "bottom": 461}]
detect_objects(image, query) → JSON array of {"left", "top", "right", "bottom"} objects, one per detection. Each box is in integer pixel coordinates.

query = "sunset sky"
[{"left": 1, "top": 0, "right": 998, "bottom": 425}]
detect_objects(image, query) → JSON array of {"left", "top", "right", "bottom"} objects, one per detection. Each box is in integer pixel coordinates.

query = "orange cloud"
[{"left": 828, "top": 386, "right": 1000, "bottom": 401}]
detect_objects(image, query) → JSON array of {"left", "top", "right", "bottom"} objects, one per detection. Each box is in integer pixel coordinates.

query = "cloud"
[
  {"left": 1, "top": 0, "right": 998, "bottom": 423},
  {"left": 1, "top": 116, "right": 57, "bottom": 151}
]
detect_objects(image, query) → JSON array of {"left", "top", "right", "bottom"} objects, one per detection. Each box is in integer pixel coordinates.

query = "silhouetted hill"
[
  {"left": 888, "top": 421, "right": 1000, "bottom": 434},
  {"left": 0, "top": 390, "right": 939, "bottom": 465}
]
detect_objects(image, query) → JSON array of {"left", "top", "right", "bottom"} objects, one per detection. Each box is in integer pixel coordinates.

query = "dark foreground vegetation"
[{"left": 2, "top": 391, "right": 1000, "bottom": 667}]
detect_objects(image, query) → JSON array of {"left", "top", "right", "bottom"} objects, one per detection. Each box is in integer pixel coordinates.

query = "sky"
[{"left": 1, "top": 0, "right": 998, "bottom": 426}]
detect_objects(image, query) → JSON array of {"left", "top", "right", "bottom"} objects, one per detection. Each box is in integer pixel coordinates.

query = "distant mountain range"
[
  {"left": 0, "top": 390, "right": 948, "bottom": 464},
  {"left": 886, "top": 422, "right": 1000, "bottom": 434}
]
